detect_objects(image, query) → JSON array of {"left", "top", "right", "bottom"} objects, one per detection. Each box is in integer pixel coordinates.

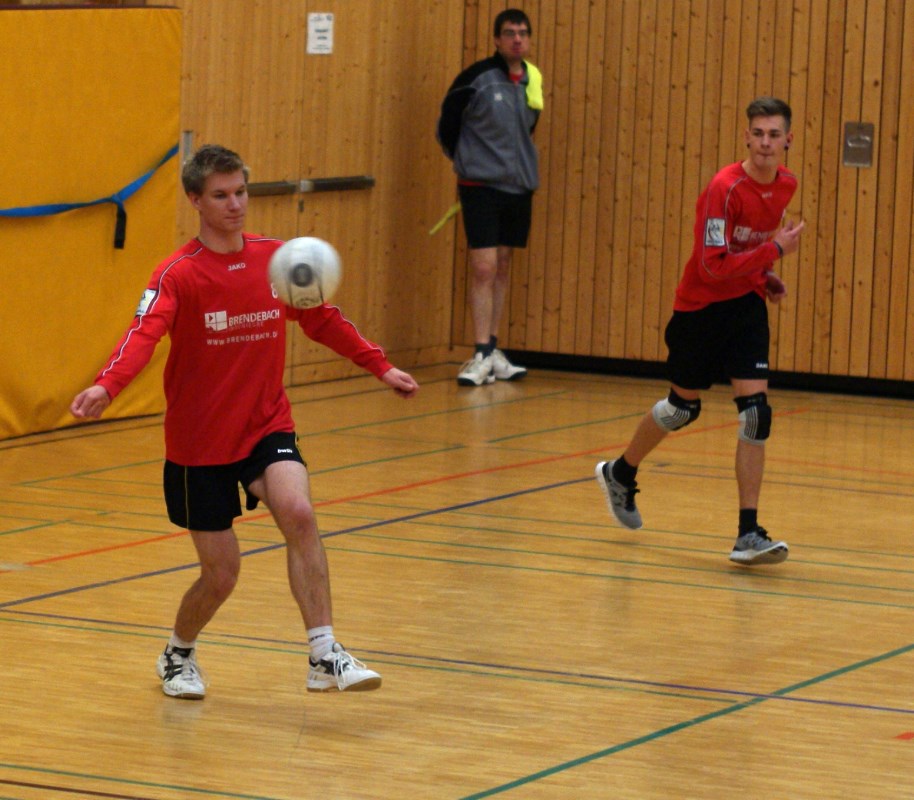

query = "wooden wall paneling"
[
  {"left": 714, "top": 1, "right": 738, "bottom": 169},
  {"left": 873, "top": 0, "right": 905, "bottom": 379},
  {"left": 540, "top": 0, "right": 574, "bottom": 353},
  {"left": 892, "top": 1, "right": 914, "bottom": 379},
  {"left": 607, "top": 0, "right": 639, "bottom": 358},
  {"left": 555, "top": 0, "right": 589, "bottom": 355},
  {"left": 791, "top": 0, "right": 822, "bottom": 374},
  {"left": 679, "top": 0, "right": 712, "bottom": 275},
  {"left": 518, "top": 0, "right": 549, "bottom": 353},
  {"left": 810, "top": 0, "right": 843, "bottom": 374},
  {"left": 693, "top": 0, "right": 724, "bottom": 263},
  {"left": 830, "top": 0, "right": 863, "bottom": 376},
  {"left": 642, "top": 0, "right": 673, "bottom": 361},
  {"left": 656, "top": 0, "right": 693, "bottom": 362},
  {"left": 571, "top": 0, "right": 607, "bottom": 355},
  {"left": 290, "top": 1, "right": 372, "bottom": 376},
  {"left": 716, "top": 0, "right": 741, "bottom": 174},
  {"left": 621, "top": 0, "right": 656, "bottom": 359},
  {"left": 847, "top": 2, "right": 883, "bottom": 377},
  {"left": 589, "top": 2, "right": 624, "bottom": 356},
  {"left": 411, "top": 0, "right": 468, "bottom": 359},
  {"left": 773, "top": 0, "right": 809, "bottom": 373}
]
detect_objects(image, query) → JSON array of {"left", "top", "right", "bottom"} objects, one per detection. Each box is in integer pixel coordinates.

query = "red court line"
[{"left": 2, "top": 408, "right": 812, "bottom": 573}]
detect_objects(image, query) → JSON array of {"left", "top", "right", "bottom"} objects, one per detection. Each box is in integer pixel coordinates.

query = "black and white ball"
[{"left": 268, "top": 237, "right": 342, "bottom": 309}]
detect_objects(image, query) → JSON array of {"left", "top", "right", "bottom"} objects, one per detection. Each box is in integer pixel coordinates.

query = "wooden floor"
[{"left": 2, "top": 365, "right": 914, "bottom": 799}]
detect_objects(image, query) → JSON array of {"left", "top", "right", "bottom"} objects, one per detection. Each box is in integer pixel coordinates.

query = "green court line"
[{"left": 459, "top": 639, "right": 914, "bottom": 798}]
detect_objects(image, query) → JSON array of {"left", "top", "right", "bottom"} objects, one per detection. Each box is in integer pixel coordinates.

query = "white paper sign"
[{"left": 307, "top": 13, "right": 334, "bottom": 55}]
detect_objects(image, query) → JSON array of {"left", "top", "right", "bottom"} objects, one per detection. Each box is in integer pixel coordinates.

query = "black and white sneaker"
[
  {"left": 156, "top": 646, "right": 206, "bottom": 699},
  {"left": 729, "top": 527, "right": 789, "bottom": 565},
  {"left": 307, "top": 642, "right": 382, "bottom": 692},
  {"left": 595, "top": 460, "right": 643, "bottom": 529}
]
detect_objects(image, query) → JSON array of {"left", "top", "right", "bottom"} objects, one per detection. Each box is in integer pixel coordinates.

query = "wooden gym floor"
[{"left": 2, "top": 365, "right": 914, "bottom": 799}]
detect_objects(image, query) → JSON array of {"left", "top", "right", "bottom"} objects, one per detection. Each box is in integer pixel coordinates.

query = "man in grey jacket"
[{"left": 437, "top": 7, "right": 543, "bottom": 386}]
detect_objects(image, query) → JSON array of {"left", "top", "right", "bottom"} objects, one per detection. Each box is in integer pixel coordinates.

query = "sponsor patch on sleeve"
[
  {"left": 136, "top": 289, "right": 156, "bottom": 316},
  {"left": 704, "top": 217, "right": 726, "bottom": 247}
]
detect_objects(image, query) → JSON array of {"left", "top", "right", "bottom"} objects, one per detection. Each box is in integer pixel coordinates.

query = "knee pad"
[
  {"left": 734, "top": 392, "right": 772, "bottom": 444},
  {"left": 652, "top": 390, "right": 701, "bottom": 432}
]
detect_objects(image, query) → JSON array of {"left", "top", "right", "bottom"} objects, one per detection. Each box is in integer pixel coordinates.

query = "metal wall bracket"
[
  {"left": 843, "top": 122, "right": 874, "bottom": 168},
  {"left": 248, "top": 175, "right": 375, "bottom": 197}
]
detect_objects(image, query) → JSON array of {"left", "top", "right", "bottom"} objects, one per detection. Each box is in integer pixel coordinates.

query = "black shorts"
[
  {"left": 163, "top": 431, "right": 306, "bottom": 531},
  {"left": 458, "top": 184, "right": 533, "bottom": 249},
  {"left": 664, "top": 292, "right": 770, "bottom": 390}
]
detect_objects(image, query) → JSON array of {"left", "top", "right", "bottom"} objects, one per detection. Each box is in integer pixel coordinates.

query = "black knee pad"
[
  {"left": 652, "top": 389, "right": 701, "bottom": 432},
  {"left": 734, "top": 392, "right": 772, "bottom": 443}
]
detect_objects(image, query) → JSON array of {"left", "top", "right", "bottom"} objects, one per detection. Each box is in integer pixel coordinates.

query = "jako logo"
[
  {"left": 228, "top": 262, "right": 246, "bottom": 271},
  {"left": 205, "top": 311, "right": 228, "bottom": 331}
]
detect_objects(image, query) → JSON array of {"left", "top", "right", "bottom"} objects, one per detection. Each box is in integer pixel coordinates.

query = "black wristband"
[{"left": 773, "top": 241, "right": 784, "bottom": 258}]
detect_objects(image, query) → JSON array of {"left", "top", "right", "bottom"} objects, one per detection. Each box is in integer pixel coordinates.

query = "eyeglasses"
[{"left": 499, "top": 28, "right": 530, "bottom": 39}]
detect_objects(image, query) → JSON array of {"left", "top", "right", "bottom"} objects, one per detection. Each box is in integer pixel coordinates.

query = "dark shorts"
[
  {"left": 163, "top": 431, "right": 306, "bottom": 531},
  {"left": 458, "top": 184, "right": 533, "bottom": 249},
  {"left": 664, "top": 292, "right": 770, "bottom": 390}
]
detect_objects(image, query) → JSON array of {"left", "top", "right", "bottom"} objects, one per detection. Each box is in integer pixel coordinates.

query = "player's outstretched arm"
[
  {"left": 70, "top": 385, "right": 112, "bottom": 420},
  {"left": 380, "top": 367, "right": 419, "bottom": 399}
]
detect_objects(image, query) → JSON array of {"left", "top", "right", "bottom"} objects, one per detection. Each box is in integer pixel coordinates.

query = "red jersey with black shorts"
[
  {"left": 94, "top": 235, "right": 393, "bottom": 467},
  {"left": 665, "top": 162, "right": 798, "bottom": 389}
]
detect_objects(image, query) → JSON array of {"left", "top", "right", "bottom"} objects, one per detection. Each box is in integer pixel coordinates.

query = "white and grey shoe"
[
  {"left": 457, "top": 352, "right": 495, "bottom": 386},
  {"left": 729, "top": 528, "right": 788, "bottom": 565},
  {"left": 595, "top": 460, "right": 643, "bottom": 530}
]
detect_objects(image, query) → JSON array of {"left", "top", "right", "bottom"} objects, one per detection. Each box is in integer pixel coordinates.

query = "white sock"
[
  {"left": 308, "top": 626, "right": 335, "bottom": 661},
  {"left": 168, "top": 632, "right": 196, "bottom": 651}
]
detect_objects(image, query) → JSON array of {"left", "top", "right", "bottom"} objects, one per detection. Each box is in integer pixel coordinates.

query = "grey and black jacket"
[{"left": 437, "top": 51, "right": 541, "bottom": 194}]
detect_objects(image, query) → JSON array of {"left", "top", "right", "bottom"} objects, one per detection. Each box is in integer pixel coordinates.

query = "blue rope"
[{"left": 0, "top": 143, "right": 179, "bottom": 249}]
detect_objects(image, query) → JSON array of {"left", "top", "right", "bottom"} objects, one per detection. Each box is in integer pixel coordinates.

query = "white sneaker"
[
  {"left": 457, "top": 352, "right": 495, "bottom": 386},
  {"left": 156, "top": 646, "right": 206, "bottom": 699},
  {"left": 307, "top": 642, "right": 382, "bottom": 692},
  {"left": 491, "top": 348, "right": 527, "bottom": 381}
]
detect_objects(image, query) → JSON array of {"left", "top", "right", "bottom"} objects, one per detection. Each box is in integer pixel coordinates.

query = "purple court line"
[
  {"left": 0, "top": 478, "right": 580, "bottom": 610},
  {"left": 4, "top": 604, "right": 914, "bottom": 719}
]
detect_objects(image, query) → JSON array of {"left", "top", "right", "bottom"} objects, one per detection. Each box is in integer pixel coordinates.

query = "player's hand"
[
  {"left": 381, "top": 367, "right": 419, "bottom": 399},
  {"left": 773, "top": 218, "right": 805, "bottom": 256},
  {"left": 70, "top": 385, "right": 112, "bottom": 419},
  {"left": 765, "top": 271, "right": 787, "bottom": 303}
]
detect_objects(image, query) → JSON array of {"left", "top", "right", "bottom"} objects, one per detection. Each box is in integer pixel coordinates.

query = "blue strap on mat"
[{"left": 0, "top": 143, "right": 179, "bottom": 249}]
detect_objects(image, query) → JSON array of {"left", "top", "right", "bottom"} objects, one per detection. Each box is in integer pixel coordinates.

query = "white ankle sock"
[
  {"left": 168, "top": 632, "right": 196, "bottom": 651},
  {"left": 308, "top": 626, "right": 335, "bottom": 661}
]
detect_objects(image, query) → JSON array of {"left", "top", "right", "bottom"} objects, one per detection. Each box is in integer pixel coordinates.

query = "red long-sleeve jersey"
[
  {"left": 674, "top": 161, "right": 798, "bottom": 311},
  {"left": 95, "top": 235, "right": 392, "bottom": 465}
]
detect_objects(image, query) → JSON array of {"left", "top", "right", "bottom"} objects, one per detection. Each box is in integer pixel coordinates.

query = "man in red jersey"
[
  {"left": 71, "top": 144, "right": 418, "bottom": 698},
  {"left": 594, "top": 97, "right": 805, "bottom": 566}
]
